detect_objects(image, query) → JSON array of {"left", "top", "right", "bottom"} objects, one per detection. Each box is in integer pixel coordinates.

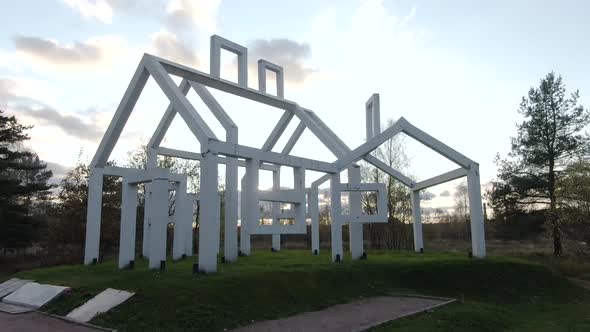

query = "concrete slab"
[
  {"left": 232, "top": 296, "right": 455, "bottom": 332},
  {"left": 66, "top": 288, "right": 134, "bottom": 322},
  {"left": 0, "top": 278, "right": 33, "bottom": 298},
  {"left": 0, "top": 302, "right": 34, "bottom": 314},
  {"left": 2, "top": 282, "right": 69, "bottom": 309}
]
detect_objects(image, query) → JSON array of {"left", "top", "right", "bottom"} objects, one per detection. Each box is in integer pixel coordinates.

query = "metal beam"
[
  {"left": 144, "top": 58, "right": 217, "bottom": 144},
  {"left": 261, "top": 111, "right": 294, "bottom": 151},
  {"left": 147, "top": 79, "right": 191, "bottom": 149},
  {"left": 399, "top": 117, "right": 473, "bottom": 169},
  {"left": 156, "top": 146, "right": 278, "bottom": 171},
  {"left": 281, "top": 121, "right": 306, "bottom": 154},
  {"left": 333, "top": 120, "right": 404, "bottom": 170},
  {"left": 413, "top": 167, "right": 468, "bottom": 191},
  {"left": 91, "top": 59, "right": 150, "bottom": 168},
  {"left": 208, "top": 140, "right": 337, "bottom": 173}
]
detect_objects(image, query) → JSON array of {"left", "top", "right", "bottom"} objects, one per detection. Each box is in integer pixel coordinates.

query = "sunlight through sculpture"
[{"left": 84, "top": 35, "right": 486, "bottom": 273}]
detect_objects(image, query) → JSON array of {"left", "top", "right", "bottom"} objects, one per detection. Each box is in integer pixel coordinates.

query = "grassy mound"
[{"left": 9, "top": 251, "right": 590, "bottom": 331}]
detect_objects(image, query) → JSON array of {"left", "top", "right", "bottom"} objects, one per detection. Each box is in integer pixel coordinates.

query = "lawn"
[{"left": 8, "top": 251, "right": 590, "bottom": 331}]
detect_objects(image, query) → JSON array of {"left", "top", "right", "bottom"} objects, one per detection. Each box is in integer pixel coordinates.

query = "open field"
[{"left": 4, "top": 251, "right": 590, "bottom": 331}]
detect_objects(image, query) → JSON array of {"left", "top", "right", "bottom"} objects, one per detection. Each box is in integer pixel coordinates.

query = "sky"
[{"left": 1, "top": 0, "right": 589, "bottom": 212}]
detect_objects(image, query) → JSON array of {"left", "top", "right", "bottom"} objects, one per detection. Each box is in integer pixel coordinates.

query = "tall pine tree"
[
  {"left": 0, "top": 110, "right": 52, "bottom": 250},
  {"left": 489, "top": 73, "right": 589, "bottom": 256}
]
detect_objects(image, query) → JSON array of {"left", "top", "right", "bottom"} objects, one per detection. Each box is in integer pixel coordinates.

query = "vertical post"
[
  {"left": 330, "top": 172, "right": 343, "bottom": 262},
  {"left": 467, "top": 163, "right": 486, "bottom": 258},
  {"left": 172, "top": 180, "right": 188, "bottom": 260},
  {"left": 224, "top": 157, "right": 239, "bottom": 262},
  {"left": 242, "top": 158, "right": 259, "bottom": 256},
  {"left": 310, "top": 186, "right": 320, "bottom": 254},
  {"left": 239, "top": 176, "right": 251, "bottom": 255},
  {"left": 84, "top": 169, "right": 103, "bottom": 265},
  {"left": 119, "top": 180, "right": 138, "bottom": 268},
  {"left": 293, "top": 166, "right": 306, "bottom": 238},
  {"left": 142, "top": 184, "right": 151, "bottom": 257},
  {"left": 348, "top": 165, "right": 364, "bottom": 260},
  {"left": 271, "top": 168, "right": 281, "bottom": 251},
  {"left": 148, "top": 178, "right": 169, "bottom": 269},
  {"left": 143, "top": 148, "right": 157, "bottom": 257},
  {"left": 411, "top": 190, "right": 423, "bottom": 253},
  {"left": 185, "top": 193, "right": 197, "bottom": 256},
  {"left": 198, "top": 153, "right": 220, "bottom": 272}
]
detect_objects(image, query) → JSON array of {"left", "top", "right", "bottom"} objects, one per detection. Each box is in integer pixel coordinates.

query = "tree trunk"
[{"left": 548, "top": 159, "right": 562, "bottom": 256}]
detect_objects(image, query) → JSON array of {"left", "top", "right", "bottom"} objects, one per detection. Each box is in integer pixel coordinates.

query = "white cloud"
[
  {"left": 12, "top": 34, "right": 129, "bottom": 72},
  {"left": 248, "top": 38, "right": 315, "bottom": 83},
  {"left": 62, "top": 0, "right": 114, "bottom": 24},
  {"left": 165, "top": 0, "right": 221, "bottom": 35},
  {"left": 149, "top": 30, "right": 200, "bottom": 67}
]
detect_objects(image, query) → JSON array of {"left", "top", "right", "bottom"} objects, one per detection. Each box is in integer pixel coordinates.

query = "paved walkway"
[
  {"left": 233, "top": 295, "right": 454, "bottom": 332},
  {"left": 0, "top": 312, "right": 108, "bottom": 332}
]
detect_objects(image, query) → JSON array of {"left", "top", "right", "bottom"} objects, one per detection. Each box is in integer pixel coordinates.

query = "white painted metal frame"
[{"left": 84, "top": 34, "right": 486, "bottom": 274}]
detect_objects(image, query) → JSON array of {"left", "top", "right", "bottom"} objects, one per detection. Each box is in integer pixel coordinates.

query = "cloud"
[
  {"left": 248, "top": 38, "right": 316, "bottom": 83},
  {"left": 61, "top": 0, "right": 114, "bottom": 23},
  {"left": 16, "top": 106, "right": 104, "bottom": 141},
  {"left": 0, "top": 77, "right": 103, "bottom": 141},
  {"left": 421, "top": 191, "right": 436, "bottom": 200},
  {"left": 439, "top": 190, "right": 451, "bottom": 197},
  {"left": 14, "top": 36, "right": 102, "bottom": 65},
  {"left": 164, "top": 0, "right": 220, "bottom": 35},
  {"left": 13, "top": 35, "right": 128, "bottom": 70},
  {"left": 399, "top": 6, "right": 417, "bottom": 27},
  {"left": 62, "top": 0, "right": 163, "bottom": 23},
  {"left": 150, "top": 31, "right": 199, "bottom": 67}
]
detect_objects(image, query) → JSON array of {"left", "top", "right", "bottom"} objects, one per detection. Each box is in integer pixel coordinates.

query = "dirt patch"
[{"left": 232, "top": 295, "right": 454, "bottom": 332}]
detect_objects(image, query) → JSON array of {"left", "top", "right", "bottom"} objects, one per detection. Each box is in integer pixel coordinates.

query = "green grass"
[{"left": 9, "top": 251, "right": 590, "bottom": 331}]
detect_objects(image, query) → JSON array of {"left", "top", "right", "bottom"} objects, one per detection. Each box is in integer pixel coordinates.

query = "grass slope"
[{"left": 10, "top": 251, "right": 590, "bottom": 331}]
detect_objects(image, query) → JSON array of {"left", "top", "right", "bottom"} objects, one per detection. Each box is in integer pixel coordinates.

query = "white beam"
[
  {"left": 157, "top": 146, "right": 279, "bottom": 171},
  {"left": 330, "top": 173, "right": 343, "bottom": 262},
  {"left": 84, "top": 170, "right": 103, "bottom": 265},
  {"left": 261, "top": 111, "right": 294, "bottom": 151},
  {"left": 258, "top": 189, "right": 304, "bottom": 203},
  {"left": 363, "top": 155, "right": 414, "bottom": 187},
  {"left": 467, "top": 164, "right": 486, "bottom": 258},
  {"left": 189, "top": 82, "right": 238, "bottom": 135},
  {"left": 399, "top": 117, "right": 473, "bottom": 169},
  {"left": 333, "top": 120, "right": 404, "bottom": 170},
  {"left": 411, "top": 190, "right": 423, "bottom": 253},
  {"left": 91, "top": 60, "right": 150, "bottom": 168},
  {"left": 271, "top": 168, "right": 281, "bottom": 251},
  {"left": 144, "top": 57, "right": 217, "bottom": 145},
  {"left": 147, "top": 79, "right": 191, "bottom": 149},
  {"left": 348, "top": 166, "right": 364, "bottom": 260},
  {"left": 148, "top": 178, "right": 169, "bottom": 269},
  {"left": 156, "top": 54, "right": 298, "bottom": 111},
  {"left": 208, "top": 140, "right": 337, "bottom": 173},
  {"left": 309, "top": 187, "right": 320, "bottom": 254},
  {"left": 413, "top": 167, "right": 468, "bottom": 191},
  {"left": 281, "top": 121, "right": 306, "bottom": 154},
  {"left": 198, "top": 153, "right": 220, "bottom": 272},
  {"left": 119, "top": 181, "right": 138, "bottom": 268}
]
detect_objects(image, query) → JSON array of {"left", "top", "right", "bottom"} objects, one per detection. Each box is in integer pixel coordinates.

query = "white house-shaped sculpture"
[{"left": 84, "top": 34, "right": 486, "bottom": 273}]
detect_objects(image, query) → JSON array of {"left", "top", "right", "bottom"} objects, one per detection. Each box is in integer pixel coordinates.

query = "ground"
[{"left": 4, "top": 251, "right": 590, "bottom": 331}]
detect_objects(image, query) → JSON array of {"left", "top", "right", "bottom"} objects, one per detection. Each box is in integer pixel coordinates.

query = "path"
[
  {"left": 233, "top": 295, "right": 454, "bottom": 332},
  {"left": 0, "top": 312, "right": 109, "bottom": 332}
]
